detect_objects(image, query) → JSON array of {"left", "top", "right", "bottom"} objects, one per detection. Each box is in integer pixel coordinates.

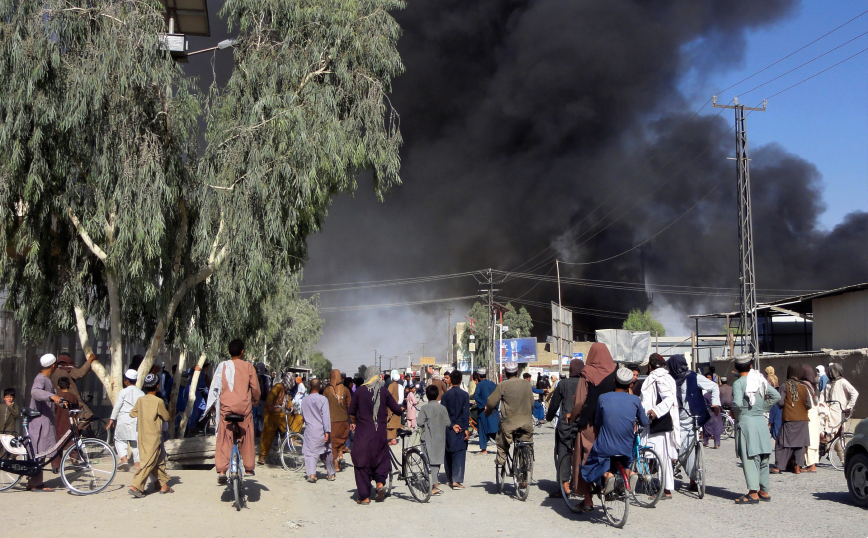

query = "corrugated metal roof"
[
  {"left": 159, "top": 0, "right": 210, "bottom": 37},
  {"left": 690, "top": 282, "right": 868, "bottom": 319}
]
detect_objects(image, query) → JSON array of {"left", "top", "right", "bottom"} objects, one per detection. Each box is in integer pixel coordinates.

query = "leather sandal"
[{"left": 734, "top": 494, "right": 759, "bottom": 505}]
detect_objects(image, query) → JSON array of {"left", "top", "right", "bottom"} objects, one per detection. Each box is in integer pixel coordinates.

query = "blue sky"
[{"left": 681, "top": 1, "right": 867, "bottom": 230}]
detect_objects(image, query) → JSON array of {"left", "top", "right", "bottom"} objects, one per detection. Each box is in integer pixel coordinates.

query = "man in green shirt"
[
  {"left": 732, "top": 355, "right": 781, "bottom": 504},
  {"left": 484, "top": 362, "right": 534, "bottom": 470}
]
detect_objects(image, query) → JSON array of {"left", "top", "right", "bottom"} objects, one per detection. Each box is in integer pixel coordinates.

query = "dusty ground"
[{"left": 0, "top": 425, "right": 863, "bottom": 537}]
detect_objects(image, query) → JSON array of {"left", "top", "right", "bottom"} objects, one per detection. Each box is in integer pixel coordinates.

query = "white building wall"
[{"left": 813, "top": 289, "right": 868, "bottom": 350}]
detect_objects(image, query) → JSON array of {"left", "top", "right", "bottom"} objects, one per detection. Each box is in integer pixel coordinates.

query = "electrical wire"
[
  {"left": 298, "top": 270, "right": 481, "bottom": 293},
  {"left": 319, "top": 294, "right": 484, "bottom": 313}
]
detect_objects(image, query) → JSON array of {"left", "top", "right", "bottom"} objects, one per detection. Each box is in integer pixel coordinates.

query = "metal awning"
[{"left": 159, "top": 0, "right": 210, "bottom": 37}]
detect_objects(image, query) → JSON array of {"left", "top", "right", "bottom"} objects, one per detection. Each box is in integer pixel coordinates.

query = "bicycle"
[
  {"left": 629, "top": 432, "right": 664, "bottom": 507},
  {"left": 495, "top": 430, "right": 534, "bottom": 501},
  {"left": 590, "top": 457, "right": 632, "bottom": 528},
  {"left": 721, "top": 407, "right": 735, "bottom": 439},
  {"left": 819, "top": 400, "right": 853, "bottom": 471},
  {"left": 673, "top": 414, "right": 706, "bottom": 498},
  {"left": 384, "top": 428, "right": 432, "bottom": 503},
  {"left": 0, "top": 400, "right": 117, "bottom": 494},
  {"left": 277, "top": 410, "right": 305, "bottom": 472},
  {"left": 224, "top": 413, "right": 247, "bottom": 511}
]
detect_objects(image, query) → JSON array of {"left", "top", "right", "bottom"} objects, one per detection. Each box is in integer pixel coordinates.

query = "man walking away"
[
  {"left": 28, "top": 354, "right": 62, "bottom": 491},
  {"left": 639, "top": 354, "right": 679, "bottom": 500},
  {"left": 323, "top": 369, "right": 351, "bottom": 470},
  {"left": 348, "top": 366, "right": 404, "bottom": 504},
  {"left": 417, "top": 385, "right": 449, "bottom": 496},
  {"left": 485, "top": 362, "right": 534, "bottom": 487},
  {"left": 128, "top": 374, "right": 173, "bottom": 497},
  {"left": 207, "top": 339, "right": 261, "bottom": 484},
  {"left": 732, "top": 355, "right": 780, "bottom": 504},
  {"left": 441, "top": 370, "right": 470, "bottom": 489},
  {"left": 302, "top": 379, "right": 334, "bottom": 482},
  {"left": 257, "top": 373, "right": 289, "bottom": 465},
  {"left": 109, "top": 370, "right": 145, "bottom": 472},
  {"left": 473, "top": 368, "right": 499, "bottom": 455},
  {"left": 546, "top": 358, "right": 583, "bottom": 496}
]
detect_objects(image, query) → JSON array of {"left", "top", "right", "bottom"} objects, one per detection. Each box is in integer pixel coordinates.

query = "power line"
[
  {"left": 319, "top": 294, "right": 483, "bottom": 313},
  {"left": 764, "top": 46, "right": 868, "bottom": 100},
  {"left": 299, "top": 270, "right": 481, "bottom": 293}
]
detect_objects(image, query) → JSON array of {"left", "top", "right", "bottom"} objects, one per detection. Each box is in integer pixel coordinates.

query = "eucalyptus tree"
[{"left": 0, "top": 0, "right": 404, "bottom": 402}]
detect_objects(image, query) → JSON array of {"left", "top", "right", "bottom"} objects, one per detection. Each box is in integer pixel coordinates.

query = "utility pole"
[
  {"left": 444, "top": 308, "right": 454, "bottom": 365},
  {"left": 713, "top": 95, "right": 765, "bottom": 367},
  {"left": 420, "top": 342, "right": 427, "bottom": 359},
  {"left": 407, "top": 350, "right": 413, "bottom": 373},
  {"left": 378, "top": 354, "right": 383, "bottom": 373}
]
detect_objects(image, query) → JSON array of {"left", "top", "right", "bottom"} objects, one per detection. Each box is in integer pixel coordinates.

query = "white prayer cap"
[
  {"left": 733, "top": 354, "right": 753, "bottom": 366},
  {"left": 504, "top": 362, "right": 518, "bottom": 373},
  {"left": 124, "top": 369, "right": 138, "bottom": 381},
  {"left": 615, "top": 367, "right": 633, "bottom": 385},
  {"left": 476, "top": 367, "right": 487, "bottom": 375},
  {"left": 39, "top": 354, "right": 57, "bottom": 368}
]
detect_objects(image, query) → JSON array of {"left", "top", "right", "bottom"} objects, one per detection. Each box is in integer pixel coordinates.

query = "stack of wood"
[{"left": 164, "top": 436, "right": 216, "bottom": 469}]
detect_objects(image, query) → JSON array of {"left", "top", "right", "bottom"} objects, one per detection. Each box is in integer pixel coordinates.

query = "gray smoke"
[{"left": 186, "top": 1, "right": 868, "bottom": 369}]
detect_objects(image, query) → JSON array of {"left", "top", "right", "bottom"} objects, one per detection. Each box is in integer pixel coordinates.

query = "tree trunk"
[
  {"left": 74, "top": 305, "right": 118, "bottom": 403},
  {"left": 106, "top": 270, "right": 124, "bottom": 399},
  {"left": 168, "top": 347, "right": 189, "bottom": 433},
  {"left": 177, "top": 352, "right": 208, "bottom": 437}
]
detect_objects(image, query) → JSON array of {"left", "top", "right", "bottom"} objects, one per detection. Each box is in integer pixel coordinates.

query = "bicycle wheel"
[
  {"left": 280, "top": 432, "right": 304, "bottom": 472},
  {"left": 557, "top": 453, "right": 583, "bottom": 513},
  {"left": 514, "top": 446, "right": 532, "bottom": 501},
  {"left": 0, "top": 450, "right": 23, "bottom": 492},
  {"left": 601, "top": 475, "right": 630, "bottom": 528},
  {"left": 630, "top": 447, "right": 663, "bottom": 507},
  {"left": 496, "top": 462, "right": 506, "bottom": 494},
  {"left": 84, "top": 418, "right": 110, "bottom": 442},
  {"left": 232, "top": 451, "right": 244, "bottom": 510},
  {"left": 723, "top": 420, "right": 734, "bottom": 439},
  {"left": 829, "top": 433, "right": 853, "bottom": 471},
  {"left": 404, "top": 448, "right": 432, "bottom": 503},
  {"left": 694, "top": 442, "right": 705, "bottom": 499},
  {"left": 60, "top": 438, "right": 117, "bottom": 495}
]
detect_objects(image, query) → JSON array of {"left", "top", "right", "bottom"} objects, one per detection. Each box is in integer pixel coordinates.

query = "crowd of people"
[{"left": 2, "top": 340, "right": 859, "bottom": 511}]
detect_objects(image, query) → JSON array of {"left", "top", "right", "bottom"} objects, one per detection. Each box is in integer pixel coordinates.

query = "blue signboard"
[{"left": 496, "top": 338, "right": 538, "bottom": 364}]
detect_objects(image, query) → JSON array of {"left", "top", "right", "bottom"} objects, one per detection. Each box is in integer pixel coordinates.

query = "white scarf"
[
  {"left": 744, "top": 369, "right": 767, "bottom": 406},
  {"left": 203, "top": 360, "right": 236, "bottom": 432}
]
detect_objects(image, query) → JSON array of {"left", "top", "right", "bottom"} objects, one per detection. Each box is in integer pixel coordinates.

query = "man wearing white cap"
[
  {"left": 484, "top": 362, "right": 534, "bottom": 475},
  {"left": 27, "top": 354, "right": 63, "bottom": 490},
  {"left": 109, "top": 369, "right": 145, "bottom": 471}
]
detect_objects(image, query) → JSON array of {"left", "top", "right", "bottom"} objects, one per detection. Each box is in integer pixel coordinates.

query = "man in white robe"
[
  {"left": 108, "top": 369, "right": 145, "bottom": 471},
  {"left": 640, "top": 354, "right": 680, "bottom": 499}
]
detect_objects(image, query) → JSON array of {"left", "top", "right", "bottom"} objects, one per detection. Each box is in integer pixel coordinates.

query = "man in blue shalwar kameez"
[
  {"left": 581, "top": 368, "right": 648, "bottom": 497},
  {"left": 473, "top": 368, "right": 499, "bottom": 454},
  {"left": 441, "top": 370, "right": 470, "bottom": 489}
]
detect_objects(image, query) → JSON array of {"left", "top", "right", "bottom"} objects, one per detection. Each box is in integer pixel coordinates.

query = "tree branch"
[
  {"left": 172, "top": 197, "right": 187, "bottom": 275},
  {"left": 67, "top": 208, "right": 107, "bottom": 262}
]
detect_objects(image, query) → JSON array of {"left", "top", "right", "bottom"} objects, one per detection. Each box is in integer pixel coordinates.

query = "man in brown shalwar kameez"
[
  {"left": 128, "top": 374, "right": 173, "bottom": 497},
  {"left": 210, "top": 339, "right": 260, "bottom": 484},
  {"left": 323, "top": 369, "right": 351, "bottom": 470}
]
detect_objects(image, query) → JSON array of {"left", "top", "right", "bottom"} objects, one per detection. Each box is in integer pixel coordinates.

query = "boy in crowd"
[
  {"left": 1, "top": 388, "right": 19, "bottom": 433},
  {"left": 129, "top": 374, "right": 173, "bottom": 497},
  {"left": 581, "top": 367, "right": 648, "bottom": 497},
  {"left": 416, "top": 385, "right": 449, "bottom": 496}
]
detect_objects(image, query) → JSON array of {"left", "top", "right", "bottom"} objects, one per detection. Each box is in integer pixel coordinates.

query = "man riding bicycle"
[{"left": 484, "top": 362, "right": 534, "bottom": 484}]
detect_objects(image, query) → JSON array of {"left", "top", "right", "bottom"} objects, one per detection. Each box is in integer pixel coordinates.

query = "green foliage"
[
  {"left": 460, "top": 302, "right": 491, "bottom": 359},
  {"left": 622, "top": 309, "right": 666, "bottom": 336},
  {"left": 502, "top": 303, "right": 533, "bottom": 339},
  {"left": 308, "top": 351, "right": 332, "bottom": 381},
  {"left": 0, "top": 0, "right": 404, "bottom": 393},
  {"left": 355, "top": 364, "right": 368, "bottom": 379}
]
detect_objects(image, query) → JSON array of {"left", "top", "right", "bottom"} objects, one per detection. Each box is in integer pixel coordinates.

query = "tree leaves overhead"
[
  {"left": 0, "top": 0, "right": 404, "bottom": 397},
  {"left": 622, "top": 308, "right": 666, "bottom": 336}
]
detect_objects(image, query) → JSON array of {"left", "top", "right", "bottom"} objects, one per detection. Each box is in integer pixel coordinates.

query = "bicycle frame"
[
  {"left": 632, "top": 434, "right": 653, "bottom": 476},
  {"left": 0, "top": 404, "right": 81, "bottom": 478}
]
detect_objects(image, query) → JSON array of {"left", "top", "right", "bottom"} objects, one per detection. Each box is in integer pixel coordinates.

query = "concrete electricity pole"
[
  {"left": 444, "top": 308, "right": 454, "bottom": 365},
  {"left": 407, "top": 350, "right": 413, "bottom": 372},
  {"left": 420, "top": 342, "right": 427, "bottom": 358},
  {"left": 713, "top": 95, "right": 765, "bottom": 367}
]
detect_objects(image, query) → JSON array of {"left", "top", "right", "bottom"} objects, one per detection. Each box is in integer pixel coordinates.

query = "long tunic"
[
  {"left": 473, "top": 379, "right": 500, "bottom": 436},
  {"left": 485, "top": 377, "right": 533, "bottom": 433},
  {"left": 387, "top": 382, "right": 403, "bottom": 435},
  {"left": 404, "top": 391, "right": 419, "bottom": 429},
  {"left": 348, "top": 386, "right": 403, "bottom": 469},
  {"left": 302, "top": 393, "right": 332, "bottom": 458},
  {"left": 580, "top": 392, "right": 647, "bottom": 485},
  {"left": 110, "top": 385, "right": 145, "bottom": 441},
  {"left": 416, "top": 401, "right": 449, "bottom": 466},
  {"left": 214, "top": 359, "right": 261, "bottom": 474},
  {"left": 28, "top": 373, "right": 57, "bottom": 458},
  {"left": 129, "top": 394, "right": 171, "bottom": 489},
  {"left": 819, "top": 378, "right": 859, "bottom": 432},
  {"left": 732, "top": 375, "right": 780, "bottom": 457},
  {"left": 51, "top": 360, "right": 93, "bottom": 420},
  {"left": 441, "top": 387, "right": 470, "bottom": 453},
  {"left": 778, "top": 382, "right": 810, "bottom": 448}
]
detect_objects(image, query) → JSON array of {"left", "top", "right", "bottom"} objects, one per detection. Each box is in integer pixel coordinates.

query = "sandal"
[
  {"left": 581, "top": 502, "right": 594, "bottom": 512},
  {"left": 758, "top": 494, "right": 771, "bottom": 502},
  {"left": 451, "top": 484, "right": 465, "bottom": 490},
  {"left": 128, "top": 488, "right": 144, "bottom": 498},
  {"left": 356, "top": 499, "right": 370, "bottom": 505},
  {"left": 26, "top": 485, "right": 54, "bottom": 492},
  {"left": 306, "top": 476, "right": 317, "bottom": 484},
  {"left": 327, "top": 475, "right": 335, "bottom": 481},
  {"left": 769, "top": 468, "right": 781, "bottom": 474},
  {"left": 375, "top": 485, "right": 387, "bottom": 501},
  {"left": 734, "top": 494, "right": 759, "bottom": 505},
  {"left": 159, "top": 487, "right": 175, "bottom": 494},
  {"left": 432, "top": 488, "right": 443, "bottom": 496}
]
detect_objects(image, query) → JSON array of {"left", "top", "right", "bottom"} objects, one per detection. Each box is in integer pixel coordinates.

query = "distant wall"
[
  {"left": 814, "top": 289, "right": 868, "bottom": 350},
  {"left": 714, "top": 351, "right": 868, "bottom": 419}
]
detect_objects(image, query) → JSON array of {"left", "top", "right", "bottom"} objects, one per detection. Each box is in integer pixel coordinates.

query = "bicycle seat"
[
  {"left": 225, "top": 414, "right": 245, "bottom": 423},
  {"left": 396, "top": 429, "right": 414, "bottom": 438},
  {"left": 21, "top": 408, "right": 41, "bottom": 419}
]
